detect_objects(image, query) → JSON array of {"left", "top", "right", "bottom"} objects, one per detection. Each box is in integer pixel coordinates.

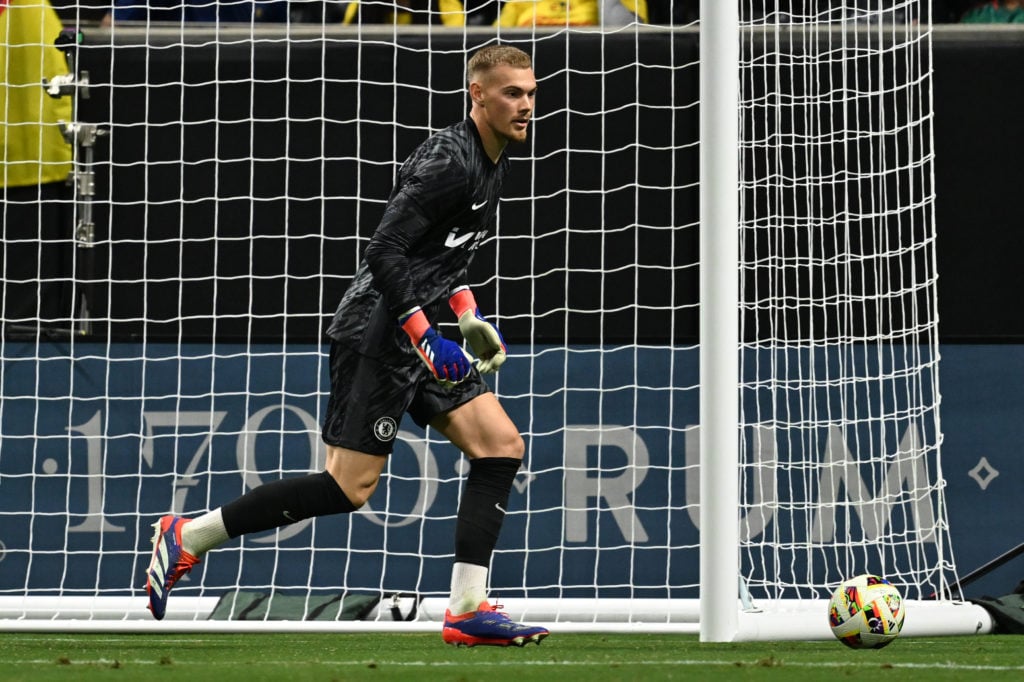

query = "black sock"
[
  {"left": 454, "top": 457, "right": 521, "bottom": 566},
  {"left": 221, "top": 470, "right": 357, "bottom": 538}
]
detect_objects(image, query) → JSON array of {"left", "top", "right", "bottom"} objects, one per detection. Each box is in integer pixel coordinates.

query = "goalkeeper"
[{"left": 144, "top": 44, "right": 548, "bottom": 648}]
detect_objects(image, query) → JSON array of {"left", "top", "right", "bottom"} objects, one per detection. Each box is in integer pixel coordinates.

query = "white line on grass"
[{"left": 8, "top": 659, "right": 1024, "bottom": 672}]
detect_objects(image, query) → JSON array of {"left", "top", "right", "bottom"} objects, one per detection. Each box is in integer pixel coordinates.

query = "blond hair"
[{"left": 467, "top": 45, "right": 533, "bottom": 84}]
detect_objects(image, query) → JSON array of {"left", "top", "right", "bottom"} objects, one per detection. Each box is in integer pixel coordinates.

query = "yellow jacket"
[
  {"left": 341, "top": 0, "right": 469, "bottom": 26},
  {"left": 1, "top": 0, "right": 73, "bottom": 188},
  {"left": 499, "top": 0, "right": 597, "bottom": 26},
  {"left": 498, "top": 0, "right": 646, "bottom": 26}
]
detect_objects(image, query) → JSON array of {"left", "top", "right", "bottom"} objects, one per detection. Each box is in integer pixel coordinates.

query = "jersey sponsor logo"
[
  {"left": 471, "top": 200, "right": 487, "bottom": 211},
  {"left": 444, "top": 229, "right": 476, "bottom": 249},
  {"left": 373, "top": 416, "right": 398, "bottom": 442}
]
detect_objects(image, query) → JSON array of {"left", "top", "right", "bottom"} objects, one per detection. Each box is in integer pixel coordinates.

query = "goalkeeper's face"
[{"left": 472, "top": 65, "right": 537, "bottom": 146}]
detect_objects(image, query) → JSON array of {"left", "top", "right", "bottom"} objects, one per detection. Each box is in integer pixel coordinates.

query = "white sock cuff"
[
  {"left": 181, "top": 508, "right": 228, "bottom": 556},
  {"left": 448, "top": 561, "right": 489, "bottom": 615}
]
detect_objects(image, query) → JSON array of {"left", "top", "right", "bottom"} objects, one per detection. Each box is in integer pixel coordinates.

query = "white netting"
[
  {"left": 737, "top": 1, "right": 958, "bottom": 602},
  {"left": 1, "top": 6, "right": 702, "bottom": 624},
  {"left": 0, "top": 1, "right": 969, "bottom": 633}
]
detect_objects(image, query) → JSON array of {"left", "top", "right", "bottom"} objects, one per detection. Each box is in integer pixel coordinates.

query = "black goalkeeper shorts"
[{"left": 321, "top": 339, "right": 491, "bottom": 455}]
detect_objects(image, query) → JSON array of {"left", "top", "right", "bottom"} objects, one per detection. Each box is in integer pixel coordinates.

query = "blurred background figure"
[
  {"left": 959, "top": 0, "right": 1024, "bottom": 22},
  {"left": 600, "top": 0, "right": 646, "bottom": 25},
  {"left": 497, "top": 0, "right": 650, "bottom": 27},
  {"left": 102, "top": 0, "right": 289, "bottom": 25},
  {"left": 0, "top": 0, "right": 76, "bottom": 337},
  {"left": 298, "top": 0, "right": 500, "bottom": 26},
  {"left": 496, "top": 0, "right": 601, "bottom": 26},
  {"left": 309, "top": 0, "right": 645, "bottom": 25}
]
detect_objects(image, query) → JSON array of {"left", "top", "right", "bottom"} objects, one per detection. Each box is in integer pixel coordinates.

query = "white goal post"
[{"left": 0, "top": 1, "right": 993, "bottom": 637}]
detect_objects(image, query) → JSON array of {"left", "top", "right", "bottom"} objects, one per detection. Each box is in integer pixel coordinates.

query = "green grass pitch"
[{"left": 3, "top": 632, "right": 1024, "bottom": 681}]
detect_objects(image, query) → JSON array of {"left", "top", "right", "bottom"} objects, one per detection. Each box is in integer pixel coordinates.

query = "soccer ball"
[{"left": 827, "top": 574, "right": 905, "bottom": 649}]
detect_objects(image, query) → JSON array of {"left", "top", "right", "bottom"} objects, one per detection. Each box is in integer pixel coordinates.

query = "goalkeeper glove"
[
  {"left": 399, "top": 307, "right": 472, "bottom": 387},
  {"left": 449, "top": 286, "right": 507, "bottom": 374}
]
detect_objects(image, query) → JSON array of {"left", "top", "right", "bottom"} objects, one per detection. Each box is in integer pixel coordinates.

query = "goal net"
[
  {"left": 722, "top": 0, "right": 977, "bottom": 640},
  {"left": 0, "top": 1, "right": 987, "bottom": 636}
]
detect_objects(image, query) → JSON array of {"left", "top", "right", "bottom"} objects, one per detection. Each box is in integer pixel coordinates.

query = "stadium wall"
[
  {"left": 0, "top": 341, "right": 1019, "bottom": 601},
  {"left": 63, "top": 26, "right": 1024, "bottom": 345}
]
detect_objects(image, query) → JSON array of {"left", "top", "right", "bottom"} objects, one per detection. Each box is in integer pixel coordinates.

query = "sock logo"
[
  {"left": 373, "top": 416, "right": 398, "bottom": 442},
  {"left": 494, "top": 502, "right": 506, "bottom": 514},
  {"left": 282, "top": 510, "right": 297, "bottom": 523}
]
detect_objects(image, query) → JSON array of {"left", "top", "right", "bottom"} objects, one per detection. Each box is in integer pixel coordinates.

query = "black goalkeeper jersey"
[{"left": 326, "top": 118, "right": 511, "bottom": 364}]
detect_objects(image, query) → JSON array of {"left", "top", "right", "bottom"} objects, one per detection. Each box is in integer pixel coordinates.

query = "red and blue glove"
[
  {"left": 400, "top": 307, "right": 472, "bottom": 386},
  {"left": 448, "top": 286, "right": 507, "bottom": 374}
]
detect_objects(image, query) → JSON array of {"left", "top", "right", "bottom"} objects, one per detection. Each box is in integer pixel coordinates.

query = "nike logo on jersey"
[
  {"left": 445, "top": 229, "right": 475, "bottom": 248},
  {"left": 471, "top": 200, "right": 487, "bottom": 211}
]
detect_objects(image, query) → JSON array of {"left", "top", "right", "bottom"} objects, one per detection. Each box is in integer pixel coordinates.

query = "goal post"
[
  {"left": 0, "top": 3, "right": 994, "bottom": 637},
  {"left": 698, "top": 0, "right": 740, "bottom": 644}
]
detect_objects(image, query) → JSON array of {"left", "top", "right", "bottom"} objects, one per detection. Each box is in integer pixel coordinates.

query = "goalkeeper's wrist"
[
  {"left": 448, "top": 286, "right": 478, "bottom": 320},
  {"left": 398, "top": 307, "right": 431, "bottom": 343}
]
